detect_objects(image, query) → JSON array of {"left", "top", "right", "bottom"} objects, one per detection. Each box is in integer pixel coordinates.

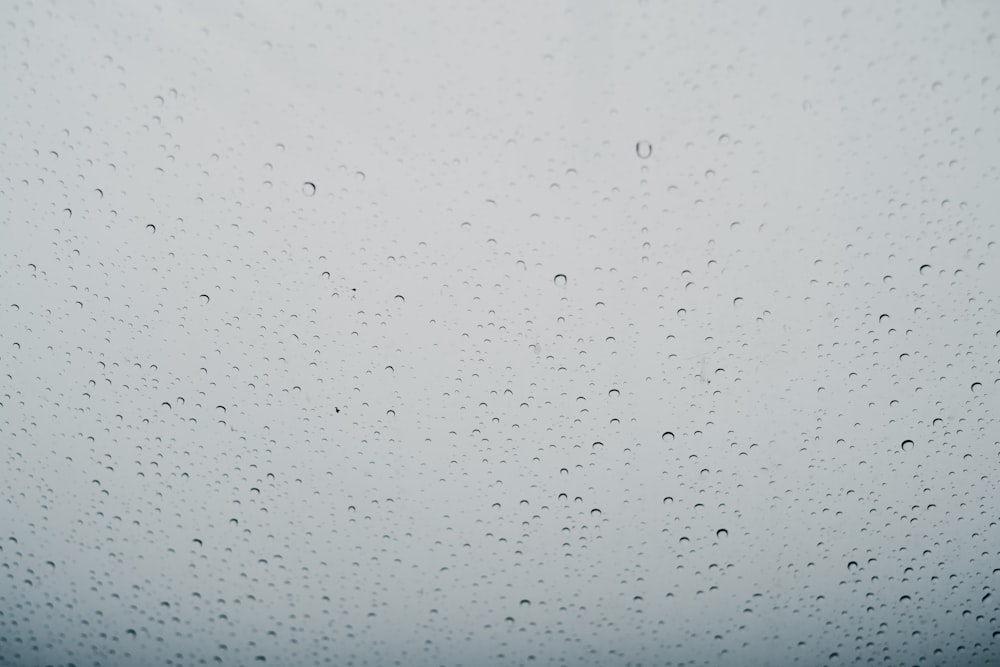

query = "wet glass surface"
[{"left": 1, "top": 1, "right": 999, "bottom": 665}]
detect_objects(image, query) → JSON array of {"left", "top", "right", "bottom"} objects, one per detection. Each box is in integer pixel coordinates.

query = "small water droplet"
[
  {"left": 901, "top": 439, "right": 914, "bottom": 452},
  {"left": 553, "top": 274, "right": 567, "bottom": 287},
  {"left": 302, "top": 182, "right": 316, "bottom": 197},
  {"left": 716, "top": 528, "right": 728, "bottom": 538},
  {"left": 635, "top": 141, "right": 653, "bottom": 159},
  {"left": 661, "top": 431, "right": 675, "bottom": 441}
]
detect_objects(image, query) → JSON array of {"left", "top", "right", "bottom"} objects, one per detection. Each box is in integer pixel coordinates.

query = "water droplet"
[
  {"left": 519, "top": 599, "right": 531, "bottom": 606},
  {"left": 553, "top": 274, "right": 567, "bottom": 287},
  {"left": 847, "top": 561, "right": 858, "bottom": 571},
  {"left": 635, "top": 141, "right": 653, "bottom": 159},
  {"left": 590, "top": 508, "right": 602, "bottom": 516},
  {"left": 661, "top": 431, "right": 675, "bottom": 441},
  {"left": 199, "top": 294, "right": 210, "bottom": 303},
  {"left": 716, "top": 528, "right": 728, "bottom": 538},
  {"left": 970, "top": 382, "right": 982, "bottom": 392},
  {"left": 302, "top": 182, "right": 316, "bottom": 197},
  {"left": 901, "top": 439, "right": 914, "bottom": 452}
]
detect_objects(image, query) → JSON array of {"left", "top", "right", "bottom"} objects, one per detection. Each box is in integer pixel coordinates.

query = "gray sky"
[{"left": 1, "top": 1, "right": 999, "bottom": 665}]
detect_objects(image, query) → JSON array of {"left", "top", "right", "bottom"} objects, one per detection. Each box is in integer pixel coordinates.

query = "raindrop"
[
  {"left": 900, "top": 440, "right": 914, "bottom": 452},
  {"left": 970, "top": 382, "right": 982, "bottom": 392},
  {"left": 590, "top": 508, "right": 602, "bottom": 517},
  {"left": 848, "top": 561, "right": 858, "bottom": 571},
  {"left": 199, "top": 294, "right": 210, "bottom": 303},
  {"left": 553, "top": 274, "right": 567, "bottom": 287},
  {"left": 661, "top": 431, "right": 675, "bottom": 441},
  {"left": 635, "top": 141, "right": 653, "bottom": 159},
  {"left": 302, "top": 182, "right": 316, "bottom": 197},
  {"left": 716, "top": 528, "right": 728, "bottom": 538}
]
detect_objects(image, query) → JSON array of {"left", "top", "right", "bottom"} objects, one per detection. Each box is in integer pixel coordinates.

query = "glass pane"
[{"left": 2, "top": 1, "right": 998, "bottom": 665}]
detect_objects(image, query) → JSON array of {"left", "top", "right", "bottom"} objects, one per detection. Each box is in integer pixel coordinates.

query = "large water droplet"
[
  {"left": 901, "top": 439, "right": 914, "bottom": 452},
  {"left": 636, "top": 141, "right": 653, "bottom": 159},
  {"left": 302, "top": 181, "right": 316, "bottom": 197},
  {"left": 553, "top": 274, "right": 567, "bottom": 287},
  {"left": 661, "top": 431, "right": 675, "bottom": 441}
]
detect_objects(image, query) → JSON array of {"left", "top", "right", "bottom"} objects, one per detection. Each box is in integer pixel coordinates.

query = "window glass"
[{"left": 2, "top": 1, "right": 998, "bottom": 665}]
